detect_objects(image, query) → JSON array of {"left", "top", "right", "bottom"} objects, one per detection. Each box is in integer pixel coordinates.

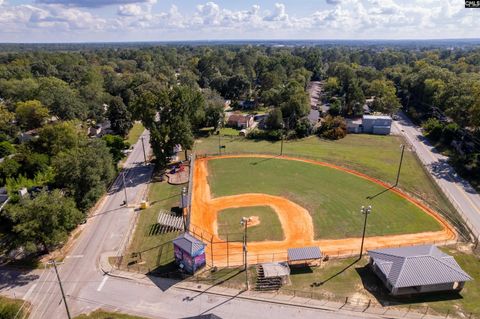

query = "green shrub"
[{"left": 317, "top": 115, "right": 347, "bottom": 140}]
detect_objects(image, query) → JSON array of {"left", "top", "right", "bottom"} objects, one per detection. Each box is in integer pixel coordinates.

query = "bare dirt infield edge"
[{"left": 190, "top": 154, "right": 456, "bottom": 267}]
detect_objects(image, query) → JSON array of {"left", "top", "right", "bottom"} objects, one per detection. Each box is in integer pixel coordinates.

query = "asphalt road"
[
  {"left": 0, "top": 127, "right": 442, "bottom": 319},
  {"left": 392, "top": 112, "right": 480, "bottom": 239}
]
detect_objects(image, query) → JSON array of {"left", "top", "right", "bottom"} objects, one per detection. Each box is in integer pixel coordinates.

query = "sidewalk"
[{"left": 98, "top": 254, "right": 448, "bottom": 319}]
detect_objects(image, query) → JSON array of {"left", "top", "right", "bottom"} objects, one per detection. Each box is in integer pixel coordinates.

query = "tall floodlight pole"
[
  {"left": 359, "top": 205, "right": 372, "bottom": 259},
  {"left": 122, "top": 171, "right": 128, "bottom": 206},
  {"left": 241, "top": 217, "right": 250, "bottom": 290},
  {"left": 141, "top": 136, "right": 147, "bottom": 164},
  {"left": 395, "top": 144, "right": 406, "bottom": 187},
  {"left": 50, "top": 260, "right": 71, "bottom": 319}
]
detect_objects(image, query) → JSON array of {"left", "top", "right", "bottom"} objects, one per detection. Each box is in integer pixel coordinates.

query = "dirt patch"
[
  {"left": 190, "top": 154, "right": 456, "bottom": 267},
  {"left": 247, "top": 216, "right": 260, "bottom": 227}
]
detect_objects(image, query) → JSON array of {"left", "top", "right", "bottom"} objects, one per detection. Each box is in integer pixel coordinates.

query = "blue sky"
[{"left": 0, "top": 0, "right": 479, "bottom": 42}]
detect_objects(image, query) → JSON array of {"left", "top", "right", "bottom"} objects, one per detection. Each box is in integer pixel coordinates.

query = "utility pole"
[
  {"left": 241, "top": 217, "right": 250, "bottom": 290},
  {"left": 359, "top": 205, "right": 372, "bottom": 259},
  {"left": 140, "top": 136, "right": 147, "bottom": 164},
  {"left": 51, "top": 260, "right": 71, "bottom": 319},
  {"left": 395, "top": 144, "right": 405, "bottom": 187},
  {"left": 122, "top": 171, "right": 128, "bottom": 206}
]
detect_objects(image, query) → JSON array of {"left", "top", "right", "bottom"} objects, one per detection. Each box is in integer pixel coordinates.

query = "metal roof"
[
  {"left": 287, "top": 246, "right": 322, "bottom": 261},
  {"left": 261, "top": 262, "right": 290, "bottom": 278},
  {"left": 363, "top": 115, "right": 392, "bottom": 120},
  {"left": 368, "top": 245, "right": 472, "bottom": 288},
  {"left": 173, "top": 233, "right": 206, "bottom": 255}
]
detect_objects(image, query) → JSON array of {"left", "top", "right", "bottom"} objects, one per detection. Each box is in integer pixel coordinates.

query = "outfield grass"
[
  {"left": 194, "top": 135, "right": 454, "bottom": 216},
  {"left": 207, "top": 157, "right": 443, "bottom": 239},
  {"left": 125, "top": 122, "right": 145, "bottom": 146},
  {"left": 217, "top": 206, "right": 284, "bottom": 241},
  {"left": 75, "top": 310, "right": 149, "bottom": 319},
  {"left": 121, "top": 180, "right": 183, "bottom": 274}
]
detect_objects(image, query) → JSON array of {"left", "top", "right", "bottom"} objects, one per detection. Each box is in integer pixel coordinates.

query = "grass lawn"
[
  {"left": 125, "top": 122, "right": 145, "bottom": 146},
  {"left": 121, "top": 180, "right": 183, "bottom": 274},
  {"left": 75, "top": 310, "right": 149, "bottom": 319},
  {"left": 219, "top": 127, "right": 241, "bottom": 136},
  {"left": 0, "top": 296, "right": 27, "bottom": 319},
  {"left": 194, "top": 134, "right": 454, "bottom": 217},
  {"left": 275, "top": 248, "right": 480, "bottom": 318},
  {"left": 217, "top": 206, "right": 284, "bottom": 241},
  {"left": 207, "top": 157, "right": 442, "bottom": 239}
]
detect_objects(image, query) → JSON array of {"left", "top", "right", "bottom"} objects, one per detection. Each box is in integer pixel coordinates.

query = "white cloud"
[
  {"left": 118, "top": 4, "right": 143, "bottom": 16},
  {"left": 264, "top": 3, "right": 288, "bottom": 21},
  {"left": 0, "top": 0, "right": 479, "bottom": 41}
]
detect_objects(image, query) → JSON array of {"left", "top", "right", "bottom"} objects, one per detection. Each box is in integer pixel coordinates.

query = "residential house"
[
  {"left": 227, "top": 113, "right": 254, "bottom": 129},
  {"left": 368, "top": 245, "right": 472, "bottom": 296}
]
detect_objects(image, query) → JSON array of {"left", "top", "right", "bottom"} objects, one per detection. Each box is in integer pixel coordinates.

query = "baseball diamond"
[{"left": 189, "top": 154, "right": 456, "bottom": 267}]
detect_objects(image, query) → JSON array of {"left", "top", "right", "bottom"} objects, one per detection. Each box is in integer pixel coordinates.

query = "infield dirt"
[{"left": 190, "top": 154, "right": 456, "bottom": 267}]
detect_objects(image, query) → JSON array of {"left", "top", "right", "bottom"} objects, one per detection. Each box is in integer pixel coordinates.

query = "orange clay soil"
[
  {"left": 190, "top": 154, "right": 456, "bottom": 267},
  {"left": 246, "top": 216, "right": 260, "bottom": 227}
]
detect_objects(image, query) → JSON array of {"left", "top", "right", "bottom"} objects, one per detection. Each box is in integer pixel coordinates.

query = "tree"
[
  {"left": 108, "top": 96, "right": 133, "bottom": 136},
  {"left": 53, "top": 139, "right": 115, "bottom": 211},
  {"left": 225, "top": 75, "right": 251, "bottom": 100},
  {"left": 36, "top": 77, "right": 87, "bottom": 120},
  {"left": 34, "top": 121, "right": 84, "bottom": 157},
  {"left": 324, "top": 77, "right": 340, "bottom": 97},
  {"left": 0, "top": 141, "right": 15, "bottom": 158},
  {"left": 295, "top": 117, "right": 312, "bottom": 138},
  {"left": 344, "top": 79, "right": 365, "bottom": 116},
  {"left": 138, "top": 86, "right": 205, "bottom": 167},
  {"left": 0, "top": 102, "right": 15, "bottom": 134},
  {"left": 369, "top": 79, "right": 401, "bottom": 115},
  {"left": 102, "top": 134, "right": 129, "bottom": 163},
  {"left": 2, "top": 190, "right": 82, "bottom": 253},
  {"left": 317, "top": 116, "right": 347, "bottom": 140},
  {"left": 15, "top": 100, "right": 49, "bottom": 130},
  {"left": 265, "top": 108, "right": 283, "bottom": 130}
]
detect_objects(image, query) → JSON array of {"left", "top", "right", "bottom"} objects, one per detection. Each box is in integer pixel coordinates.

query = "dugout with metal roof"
[
  {"left": 173, "top": 233, "right": 206, "bottom": 274},
  {"left": 287, "top": 246, "right": 323, "bottom": 267}
]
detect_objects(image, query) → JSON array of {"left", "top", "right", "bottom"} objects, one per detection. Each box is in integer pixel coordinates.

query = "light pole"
[
  {"left": 122, "top": 171, "right": 128, "bottom": 206},
  {"left": 394, "top": 144, "right": 405, "bottom": 187},
  {"left": 359, "top": 205, "right": 372, "bottom": 259},
  {"left": 240, "top": 217, "right": 251, "bottom": 290}
]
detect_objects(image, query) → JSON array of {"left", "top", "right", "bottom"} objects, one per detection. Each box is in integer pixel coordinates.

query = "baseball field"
[{"left": 189, "top": 154, "right": 456, "bottom": 266}]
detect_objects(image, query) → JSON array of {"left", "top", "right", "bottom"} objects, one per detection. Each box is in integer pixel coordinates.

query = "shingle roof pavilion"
[
  {"left": 173, "top": 233, "right": 206, "bottom": 255},
  {"left": 368, "top": 245, "right": 472, "bottom": 289}
]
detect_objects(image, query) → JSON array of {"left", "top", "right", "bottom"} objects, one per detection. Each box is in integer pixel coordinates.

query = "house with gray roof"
[{"left": 368, "top": 245, "right": 472, "bottom": 296}]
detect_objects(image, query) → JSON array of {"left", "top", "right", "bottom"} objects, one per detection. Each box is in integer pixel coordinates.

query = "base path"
[{"left": 190, "top": 154, "right": 456, "bottom": 267}]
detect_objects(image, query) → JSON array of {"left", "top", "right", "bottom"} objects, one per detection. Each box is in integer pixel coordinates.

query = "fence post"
[
  {"left": 210, "top": 235, "right": 214, "bottom": 267},
  {"left": 226, "top": 234, "right": 229, "bottom": 268}
]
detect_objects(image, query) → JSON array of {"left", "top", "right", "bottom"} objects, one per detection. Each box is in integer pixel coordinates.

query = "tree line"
[{"left": 1, "top": 44, "right": 480, "bottom": 257}]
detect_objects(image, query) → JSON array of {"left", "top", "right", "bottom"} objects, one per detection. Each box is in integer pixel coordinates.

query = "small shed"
[
  {"left": 173, "top": 233, "right": 206, "bottom": 274},
  {"left": 287, "top": 246, "right": 323, "bottom": 267}
]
